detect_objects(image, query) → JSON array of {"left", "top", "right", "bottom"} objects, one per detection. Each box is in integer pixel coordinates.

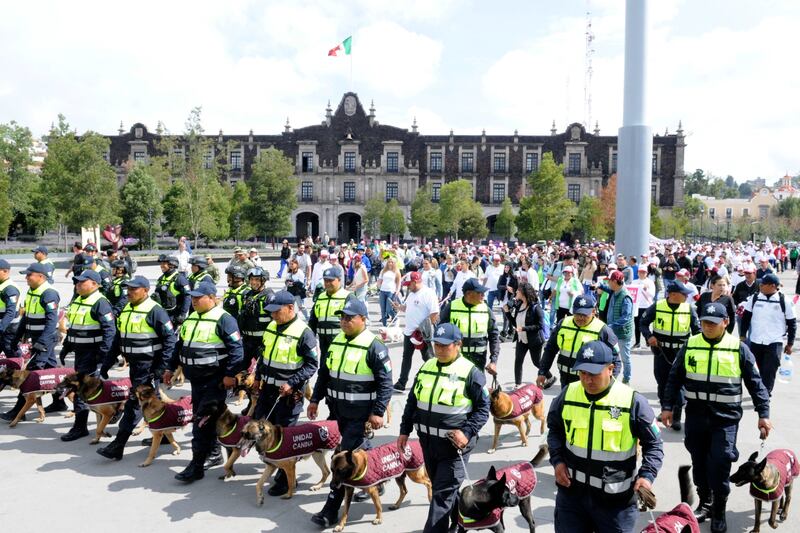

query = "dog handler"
[
  {"left": 153, "top": 255, "right": 190, "bottom": 327},
  {"left": 308, "top": 298, "right": 392, "bottom": 528},
  {"left": 398, "top": 323, "right": 490, "bottom": 533},
  {"left": 163, "top": 280, "right": 243, "bottom": 483},
  {"left": 308, "top": 267, "right": 353, "bottom": 367},
  {"left": 0, "top": 259, "right": 21, "bottom": 358},
  {"left": 237, "top": 267, "right": 274, "bottom": 381},
  {"left": 547, "top": 340, "right": 663, "bottom": 532},
  {"left": 97, "top": 276, "right": 176, "bottom": 461}
]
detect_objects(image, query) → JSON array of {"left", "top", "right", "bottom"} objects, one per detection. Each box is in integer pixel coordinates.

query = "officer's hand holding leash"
[
  {"left": 368, "top": 414, "right": 383, "bottom": 430},
  {"left": 659, "top": 410, "right": 673, "bottom": 428},
  {"left": 446, "top": 429, "right": 468, "bottom": 450},
  {"left": 646, "top": 336, "right": 659, "bottom": 347},
  {"left": 278, "top": 383, "right": 292, "bottom": 397},
  {"left": 162, "top": 370, "right": 173, "bottom": 385},
  {"left": 554, "top": 463, "right": 571, "bottom": 487},
  {"left": 485, "top": 362, "right": 497, "bottom": 376},
  {"left": 758, "top": 417, "right": 772, "bottom": 440},
  {"left": 222, "top": 376, "right": 236, "bottom": 389},
  {"left": 535, "top": 375, "right": 547, "bottom": 388},
  {"left": 306, "top": 402, "right": 318, "bottom": 420},
  {"left": 396, "top": 434, "right": 409, "bottom": 454}
]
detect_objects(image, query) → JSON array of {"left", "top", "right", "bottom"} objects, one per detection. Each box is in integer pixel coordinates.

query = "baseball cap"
[
  {"left": 23, "top": 262, "right": 50, "bottom": 275},
  {"left": 319, "top": 249, "right": 329, "bottom": 256},
  {"left": 233, "top": 247, "right": 244, "bottom": 254},
  {"left": 83, "top": 243, "right": 97, "bottom": 252},
  {"left": 572, "top": 294, "right": 596, "bottom": 315},
  {"left": 249, "top": 247, "right": 258, "bottom": 253},
  {"left": 462, "top": 278, "right": 488, "bottom": 293},
  {"left": 761, "top": 273, "right": 780, "bottom": 286},
  {"left": 335, "top": 298, "right": 369, "bottom": 317},
  {"left": 124, "top": 276, "right": 150, "bottom": 289},
  {"left": 699, "top": 302, "right": 727, "bottom": 324},
  {"left": 676, "top": 269, "right": 690, "bottom": 278},
  {"left": 264, "top": 290, "right": 295, "bottom": 312},
  {"left": 323, "top": 267, "right": 342, "bottom": 280},
  {"left": 0, "top": 259, "right": 10, "bottom": 270},
  {"left": 609, "top": 270, "right": 625, "bottom": 283},
  {"left": 75, "top": 270, "right": 102, "bottom": 283},
  {"left": 666, "top": 281, "right": 693, "bottom": 296},
  {"left": 563, "top": 266, "right": 575, "bottom": 274},
  {"left": 188, "top": 281, "right": 217, "bottom": 298},
  {"left": 742, "top": 264, "right": 755, "bottom": 274},
  {"left": 32, "top": 245, "right": 48, "bottom": 254},
  {"left": 189, "top": 257, "right": 208, "bottom": 267},
  {"left": 432, "top": 323, "right": 463, "bottom": 345},
  {"left": 402, "top": 271, "right": 422, "bottom": 286},
  {"left": 572, "top": 340, "right": 615, "bottom": 374}
]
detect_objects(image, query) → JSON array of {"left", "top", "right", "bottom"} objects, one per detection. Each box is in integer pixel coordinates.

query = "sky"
[{"left": 1, "top": 0, "right": 798, "bottom": 183}]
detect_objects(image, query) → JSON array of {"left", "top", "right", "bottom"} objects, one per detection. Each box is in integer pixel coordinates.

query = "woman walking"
[
  {"left": 497, "top": 262, "right": 518, "bottom": 340},
  {"left": 511, "top": 282, "right": 554, "bottom": 388},
  {"left": 377, "top": 257, "right": 401, "bottom": 326}
]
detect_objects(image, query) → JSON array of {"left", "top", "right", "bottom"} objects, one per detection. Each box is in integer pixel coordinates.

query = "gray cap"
[
  {"left": 335, "top": 298, "right": 369, "bottom": 317},
  {"left": 323, "top": 267, "right": 342, "bottom": 280},
  {"left": 572, "top": 340, "right": 614, "bottom": 374},
  {"left": 124, "top": 276, "right": 150, "bottom": 289},
  {"left": 188, "top": 281, "right": 217, "bottom": 297},
  {"left": 189, "top": 257, "right": 208, "bottom": 267},
  {"left": 32, "top": 245, "right": 48, "bottom": 254},
  {"left": 75, "top": 270, "right": 102, "bottom": 284},
  {"left": 265, "top": 290, "right": 295, "bottom": 312},
  {"left": 0, "top": 259, "right": 10, "bottom": 270},
  {"left": 699, "top": 302, "right": 728, "bottom": 324},
  {"left": 431, "top": 323, "right": 463, "bottom": 345},
  {"left": 23, "top": 262, "right": 50, "bottom": 275}
]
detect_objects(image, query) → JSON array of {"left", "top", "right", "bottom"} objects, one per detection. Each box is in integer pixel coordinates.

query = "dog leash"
[
  {"left": 648, "top": 509, "right": 660, "bottom": 533},
  {"left": 264, "top": 395, "right": 282, "bottom": 421},
  {"left": 456, "top": 448, "right": 472, "bottom": 485}
]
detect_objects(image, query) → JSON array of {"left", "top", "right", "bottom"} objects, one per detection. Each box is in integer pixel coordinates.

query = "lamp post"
[
  {"left": 726, "top": 219, "right": 731, "bottom": 241},
  {"left": 699, "top": 206, "right": 705, "bottom": 241},
  {"left": 147, "top": 208, "right": 153, "bottom": 251}
]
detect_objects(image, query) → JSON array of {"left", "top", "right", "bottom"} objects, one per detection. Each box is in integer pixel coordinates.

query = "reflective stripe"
[
  {"left": 326, "top": 389, "right": 375, "bottom": 401},
  {"left": 122, "top": 345, "right": 162, "bottom": 354},
  {"left": 330, "top": 371, "right": 375, "bottom": 382},
  {"left": 566, "top": 442, "right": 638, "bottom": 461},
  {"left": 269, "top": 360, "right": 303, "bottom": 371},
  {"left": 416, "top": 399, "right": 473, "bottom": 415},
  {"left": 265, "top": 377, "right": 288, "bottom": 386},
  {"left": 67, "top": 336, "right": 103, "bottom": 344},
  {"left": 27, "top": 313, "right": 46, "bottom": 319},
  {"left": 572, "top": 469, "right": 633, "bottom": 494},
  {"left": 189, "top": 341, "right": 226, "bottom": 350},
  {"left": 686, "top": 372, "right": 740, "bottom": 384},
  {"left": 257, "top": 317, "right": 271, "bottom": 322},
  {"left": 319, "top": 328, "right": 339, "bottom": 335},
  {"left": 242, "top": 330, "right": 265, "bottom": 336},
  {"left": 69, "top": 324, "right": 101, "bottom": 331},
  {"left": 415, "top": 424, "right": 452, "bottom": 438},
  {"left": 27, "top": 324, "right": 45, "bottom": 331},
  {"left": 462, "top": 345, "right": 487, "bottom": 353},
  {"left": 122, "top": 332, "right": 159, "bottom": 340},
  {"left": 558, "top": 363, "right": 575, "bottom": 374},
  {"left": 181, "top": 353, "right": 229, "bottom": 365},
  {"left": 684, "top": 390, "right": 742, "bottom": 403},
  {"left": 659, "top": 341, "right": 686, "bottom": 349}
]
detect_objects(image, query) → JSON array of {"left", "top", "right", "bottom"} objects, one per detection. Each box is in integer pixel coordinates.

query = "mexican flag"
[{"left": 328, "top": 36, "right": 352, "bottom": 56}]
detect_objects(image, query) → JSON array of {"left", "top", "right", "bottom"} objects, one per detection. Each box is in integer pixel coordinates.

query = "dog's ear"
[
  {"left": 490, "top": 473, "right": 507, "bottom": 493},
  {"left": 756, "top": 457, "right": 768, "bottom": 474},
  {"left": 345, "top": 451, "right": 354, "bottom": 465},
  {"left": 748, "top": 451, "right": 759, "bottom": 463},
  {"left": 487, "top": 465, "right": 497, "bottom": 480}
]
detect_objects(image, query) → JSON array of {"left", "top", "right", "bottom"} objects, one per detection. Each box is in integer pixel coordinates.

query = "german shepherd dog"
[
  {"left": 55, "top": 372, "right": 129, "bottom": 444},
  {"left": 242, "top": 419, "right": 335, "bottom": 504},
  {"left": 134, "top": 383, "right": 191, "bottom": 467},
  {"left": 487, "top": 383, "right": 546, "bottom": 454},
  {"left": 194, "top": 397, "right": 249, "bottom": 480},
  {"left": 232, "top": 370, "right": 315, "bottom": 418},
  {"left": 639, "top": 465, "right": 697, "bottom": 533},
  {"left": 731, "top": 449, "right": 799, "bottom": 532},
  {"left": 0, "top": 367, "right": 71, "bottom": 428}
]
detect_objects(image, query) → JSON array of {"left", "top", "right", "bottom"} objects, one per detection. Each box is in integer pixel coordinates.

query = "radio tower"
[{"left": 584, "top": 11, "right": 595, "bottom": 128}]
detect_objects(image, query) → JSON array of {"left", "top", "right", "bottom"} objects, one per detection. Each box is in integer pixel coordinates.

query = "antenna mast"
[{"left": 584, "top": 10, "right": 595, "bottom": 128}]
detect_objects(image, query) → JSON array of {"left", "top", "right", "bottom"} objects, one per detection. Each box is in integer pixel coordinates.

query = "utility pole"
[{"left": 584, "top": 11, "right": 595, "bottom": 129}]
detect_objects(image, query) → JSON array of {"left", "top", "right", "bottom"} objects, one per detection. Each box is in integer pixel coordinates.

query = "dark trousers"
[
  {"left": 559, "top": 371, "right": 579, "bottom": 389},
  {"left": 0, "top": 323, "right": 18, "bottom": 357},
  {"left": 27, "top": 339, "right": 57, "bottom": 369},
  {"left": 684, "top": 413, "right": 739, "bottom": 497},
  {"left": 556, "top": 307, "right": 571, "bottom": 322},
  {"left": 634, "top": 309, "right": 645, "bottom": 345},
  {"left": 321, "top": 416, "right": 371, "bottom": 516},
  {"left": 420, "top": 435, "right": 474, "bottom": 533},
  {"left": 652, "top": 346, "right": 683, "bottom": 422},
  {"left": 72, "top": 350, "right": 100, "bottom": 413},
  {"left": 118, "top": 359, "right": 157, "bottom": 434},
  {"left": 253, "top": 385, "right": 302, "bottom": 425},
  {"left": 397, "top": 334, "right": 431, "bottom": 387},
  {"left": 554, "top": 486, "right": 638, "bottom": 533},
  {"left": 748, "top": 341, "right": 783, "bottom": 393},
  {"left": 242, "top": 337, "right": 263, "bottom": 373},
  {"left": 189, "top": 376, "right": 227, "bottom": 457},
  {"left": 514, "top": 338, "right": 547, "bottom": 385}
]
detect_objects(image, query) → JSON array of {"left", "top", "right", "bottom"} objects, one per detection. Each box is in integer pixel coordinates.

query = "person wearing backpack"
[{"left": 510, "top": 282, "right": 553, "bottom": 388}]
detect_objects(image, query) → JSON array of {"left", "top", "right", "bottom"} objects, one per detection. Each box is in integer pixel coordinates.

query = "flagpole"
[{"left": 349, "top": 34, "right": 353, "bottom": 90}]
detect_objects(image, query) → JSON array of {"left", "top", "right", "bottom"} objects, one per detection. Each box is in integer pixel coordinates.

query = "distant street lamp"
[
  {"left": 147, "top": 208, "right": 153, "bottom": 251},
  {"left": 235, "top": 213, "right": 241, "bottom": 246},
  {"left": 726, "top": 220, "right": 731, "bottom": 241}
]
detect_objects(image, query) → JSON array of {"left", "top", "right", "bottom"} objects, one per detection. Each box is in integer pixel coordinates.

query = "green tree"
[
  {"left": 381, "top": 199, "right": 406, "bottom": 240},
  {"left": 438, "top": 180, "right": 483, "bottom": 240},
  {"left": 738, "top": 182, "right": 753, "bottom": 198},
  {"left": 493, "top": 197, "right": 515, "bottom": 240},
  {"left": 573, "top": 195, "right": 605, "bottom": 240},
  {"left": 684, "top": 169, "right": 709, "bottom": 196},
  {"left": 458, "top": 202, "right": 488, "bottom": 241},
  {"left": 0, "top": 168, "right": 12, "bottom": 240},
  {"left": 120, "top": 164, "right": 163, "bottom": 248},
  {"left": 0, "top": 121, "right": 36, "bottom": 227},
  {"left": 245, "top": 148, "right": 296, "bottom": 243},
  {"left": 408, "top": 185, "right": 439, "bottom": 241},
  {"left": 363, "top": 197, "right": 385, "bottom": 239},
  {"left": 650, "top": 200, "right": 663, "bottom": 237},
  {"left": 776, "top": 197, "right": 800, "bottom": 219},
  {"left": 230, "top": 181, "right": 255, "bottom": 242},
  {"left": 516, "top": 152, "right": 575, "bottom": 241}
]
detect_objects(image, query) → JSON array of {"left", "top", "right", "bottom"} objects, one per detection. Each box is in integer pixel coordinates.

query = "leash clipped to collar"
[
  {"left": 491, "top": 375, "right": 499, "bottom": 392},
  {"left": 456, "top": 448, "right": 472, "bottom": 485},
  {"left": 264, "top": 395, "right": 281, "bottom": 421}
]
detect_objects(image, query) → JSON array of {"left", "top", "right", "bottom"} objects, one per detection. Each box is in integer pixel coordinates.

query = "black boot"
[
  {"left": 268, "top": 469, "right": 289, "bottom": 496},
  {"left": 61, "top": 410, "right": 90, "bottom": 441},
  {"left": 175, "top": 457, "right": 205, "bottom": 483},
  {"left": 0, "top": 396, "right": 26, "bottom": 421},
  {"left": 354, "top": 483, "right": 384, "bottom": 502},
  {"left": 97, "top": 430, "right": 131, "bottom": 460},
  {"left": 203, "top": 444, "right": 223, "bottom": 470},
  {"left": 141, "top": 437, "right": 172, "bottom": 447},
  {"left": 710, "top": 494, "right": 727, "bottom": 532},
  {"left": 694, "top": 490, "right": 713, "bottom": 523},
  {"left": 44, "top": 395, "right": 69, "bottom": 413}
]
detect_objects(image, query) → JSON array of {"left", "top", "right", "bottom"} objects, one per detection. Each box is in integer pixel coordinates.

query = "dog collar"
[
  {"left": 265, "top": 433, "right": 283, "bottom": 454},
  {"left": 220, "top": 423, "right": 237, "bottom": 440},
  {"left": 351, "top": 462, "right": 368, "bottom": 482},
  {"left": 499, "top": 403, "right": 514, "bottom": 418},
  {"left": 751, "top": 481, "right": 777, "bottom": 495},
  {"left": 146, "top": 408, "right": 166, "bottom": 424},
  {"left": 86, "top": 387, "right": 103, "bottom": 402}
]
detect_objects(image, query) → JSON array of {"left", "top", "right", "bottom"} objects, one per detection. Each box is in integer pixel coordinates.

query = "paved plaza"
[{"left": 0, "top": 257, "right": 798, "bottom": 532}]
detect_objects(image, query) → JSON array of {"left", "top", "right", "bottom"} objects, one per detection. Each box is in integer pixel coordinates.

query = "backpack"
[{"left": 748, "top": 292, "right": 786, "bottom": 315}]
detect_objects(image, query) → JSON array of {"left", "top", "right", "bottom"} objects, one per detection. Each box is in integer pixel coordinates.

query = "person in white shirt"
[
  {"left": 310, "top": 249, "right": 332, "bottom": 297},
  {"left": 482, "top": 254, "right": 504, "bottom": 311},
  {"left": 391, "top": 272, "right": 440, "bottom": 391},
  {"left": 377, "top": 257, "right": 402, "bottom": 326},
  {"left": 175, "top": 241, "right": 192, "bottom": 275},
  {"left": 444, "top": 259, "right": 475, "bottom": 302},
  {"left": 248, "top": 248, "right": 262, "bottom": 269},
  {"left": 420, "top": 258, "right": 442, "bottom": 299},
  {"left": 294, "top": 244, "right": 312, "bottom": 283},
  {"left": 631, "top": 267, "right": 656, "bottom": 348}
]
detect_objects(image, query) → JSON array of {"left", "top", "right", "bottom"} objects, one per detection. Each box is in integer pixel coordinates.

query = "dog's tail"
[
  {"left": 678, "top": 465, "right": 694, "bottom": 506},
  {"left": 530, "top": 443, "right": 549, "bottom": 467}
]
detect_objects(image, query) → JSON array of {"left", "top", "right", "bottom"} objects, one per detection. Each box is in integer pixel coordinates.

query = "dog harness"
[
  {"left": 750, "top": 449, "right": 799, "bottom": 502},
  {"left": 343, "top": 440, "right": 425, "bottom": 489},
  {"left": 640, "top": 502, "right": 699, "bottom": 533},
  {"left": 0, "top": 357, "right": 26, "bottom": 371},
  {"left": 85, "top": 378, "right": 131, "bottom": 406},
  {"left": 145, "top": 396, "right": 193, "bottom": 431},
  {"left": 259, "top": 420, "right": 341, "bottom": 462},
  {"left": 458, "top": 461, "right": 538, "bottom": 530},
  {"left": 20, "top": 368, "right": 73, "bottom": 395},
  {"left": 493, "top": 384, "right": 543, "bottom": 420},
  {"left": 218, "top": 415, "right": 250, "bottom": 448}
]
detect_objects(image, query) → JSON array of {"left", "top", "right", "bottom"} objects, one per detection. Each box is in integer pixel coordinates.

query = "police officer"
[
  {"left": 640, "top": 281, "right": 700, "bottom": 431},
  {"left": 107, "top": 259, "right": 131, "bottom": 316},
  {"left": 163, "top": 280, "right": 243, "bottom": 482},
  {"left": 308, "top": 267, "right": 353, "bottom": 366},
  {"left": 537, "top": 294, "right": 621, "bottom": 389},
  {"left": 222, "top": 265, "right": 248, "bottom": 319},
  {"left": 153, "top": 255, "right": 190, "bottom": 326},
  {"left": 0, "top": 259, "right": 21, "bottom": 356},
  {"left": 238, "top": 267, "right": 275, "bottom": 376},
  {"left": 438, "top": 278, "right": 500, "bottom": 375},
  {"left": 661, "top": 302, "right": 772, "bottom": 532},
  {"left": 97, "top": 276, "right": 177, "bottom": 461},
  {"left": 547, "top": 340, "right": 663, "bottom": 532},
  {"left": 253, "top": 290, "right": 318, "bottom": 497},
  {"left": 397, "top": 323, "right": 490, "bottom": 533},
  {"left": 32, "top": 245, "right": 55, "bottom": 283},
  {"left": 188, "top": 257, "right": 214, "bottom": 290},
  {"left": 1, "top": 263, "right": 62, "bottom": 421},
  {"left": 85, "top": 254, "right": 112, "bottom": 295},
  {"left": 308, "top": 298, "right": 392, "bottom": 528},
  {"left": 59, "top": 270, "right": 116, "bottom": 441}
]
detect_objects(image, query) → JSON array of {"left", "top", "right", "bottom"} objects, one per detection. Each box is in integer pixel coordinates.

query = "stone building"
[{"left": 105, "top": 93, "right": 686, "bottom": 242}]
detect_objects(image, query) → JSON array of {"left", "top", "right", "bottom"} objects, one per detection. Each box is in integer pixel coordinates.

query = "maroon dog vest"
[
  {"left": 494, "top": 384, "right": 543, "bottom": 420},
  {"left": 218, "top": 415, "right": 250, "bottom": 448},
  {"left": 344, "top": 440, "right": 425, "bottom": 488},
  {"left": 20, "top": 368, "right": 73, "bottom": 395},
  {"left": 259, "top": 420, "right": 341, "bottom": 462},
  {"left": 0, "top": 357, "right": 26, "bottom": 371},
  {"left": 146, "top": 396, "right": 193, "bottom": 431},
  {"left": 86, "top": 378, "right": 131, "bottom": 406},
  {"left": 640, "top": 503, "right": 699, "bottom": 533},
  {"left": 750, "top": 449, "right": 799, "bottom": 502},
  {"left": 458, "top": 461, "right": 538, "bottom": 530}
]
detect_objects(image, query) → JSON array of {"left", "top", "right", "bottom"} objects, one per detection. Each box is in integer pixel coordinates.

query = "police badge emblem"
[{"left": 609, "top": 406, "right": 622, "bottom": 420}]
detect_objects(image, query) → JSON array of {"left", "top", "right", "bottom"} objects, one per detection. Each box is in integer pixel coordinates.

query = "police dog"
[
  {"left": 134, "top": 383, "right": 189, "bottom": 467},
  {"left": 56, "top": 372, "right": 128, "bottom": 444},
  {"left": 168, "top": 365, "right": 185, "bottom": 388},
  {"left": 242, "top": 418, "right": 334, "bottom": 503},
  {"left": 731, "top": 449, "right": 799, "bottom": 532},
  {"left": 639, "top": 465, "right": 697, "bottom": 533},
  {"left": 0, "top": 367, "right": 71, "bottom": 428},
  {"left": 487, "top": 383, "right": 546, "bottom": 454},
  {"left": 195, "top": 397, "right": 249, "bottom": 480}
]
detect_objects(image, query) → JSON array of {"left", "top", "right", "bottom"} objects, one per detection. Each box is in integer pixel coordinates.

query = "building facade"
[{"left": 105, "top": 93, "right": 686, "bottom": 242}]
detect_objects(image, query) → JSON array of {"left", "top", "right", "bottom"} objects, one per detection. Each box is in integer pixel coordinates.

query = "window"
[
  {"left": 102, "top": 150, "right": 110, "bottom": 162},
  {"left": 301, "top": 181, "right": 313, "bottom": 202},
  {"left": 343, "top": 181, "right": 356, "bottom": 202},
  {"left": 567, "top": 183, "right": 581, "bottom": 203},
  {"left": 386, "top": 182, "right": 398, "bottom": 201},
  {"left": 344, "top": 151, "right": 356, "bottom": 172},
  {"left": 431, "top": 183, "right": 441, "bottom": 203},
  {"left": 204, "top": 148, "right": 214, "bottom": 169},
  {"left": 611, "top": 152, "right": 618, "bottom": 173},
  {"left": 133, "top": 151, "right": 146, "bottom": 163},
  {"left": 526, "top": 152, "right": 538, "bottom": 173},
  {"left": 759, "top": 206, "right": 769, "bottom": 219},
  {"left": 492, "top": 183, "right": 506, "bottom": 203},
  {"left": 429, "top": 152, "right": 442, "bottom": 172},
  {"left": 302, "top": 151, "right": 314, "bottom": 172},
  {"left": 493, "top": 153, "right": 506, "bottom": 173},
  {"left": 230, "top": 151, "right": 242, "bottom": 171},
  {"left": 725, "top": 207, "right": 732, "bottom": 220},
  {"left": 709, "top": 208, "right": 716, "bottom": 219},
  {"left": 386, "top": 152, "right": 399, "bottom": 173},
  {"left": 652, "top": 153, "right": 658, "bottom": 173},
  {"left": 461, "top": 152, "right": 474, "bottom": 173},
  {"left": 743, "top": 208, "right": 750, "bottom": 217},
  {"left": 651, "top": 184, "right": 658, "bottom": 202},
  {"left": 567, "top": 153, "right": 581, "bottom": 176}
]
